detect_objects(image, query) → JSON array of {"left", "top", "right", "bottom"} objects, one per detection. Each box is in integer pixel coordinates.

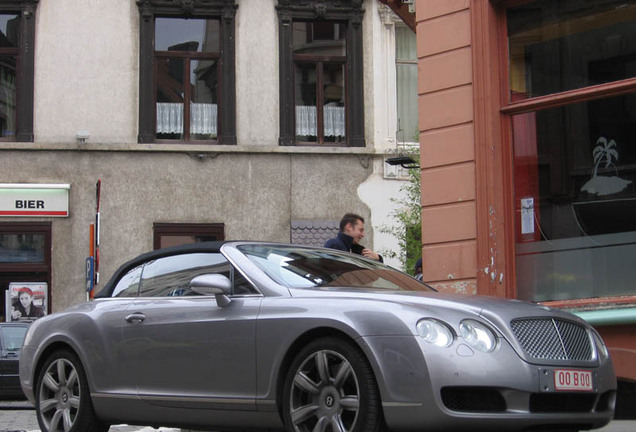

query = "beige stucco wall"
[
  {"left": 0, "top": 150, "right": 376, "bottom": 311},
  {"left": 34, "top": 0, "right": 139, "bottom": 143},
  {"left": 235, "top": 0, "right": 279, "bottom": 146}
]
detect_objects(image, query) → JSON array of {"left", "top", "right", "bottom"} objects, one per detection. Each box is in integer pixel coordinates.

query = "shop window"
[
  {"left": 277, "top": 0, "right": 365, "bottom": 146},
  {"left": 505, "top": 0, "right": 636, "bottom": 302},
  {"left": 137, "top": 0, "right": 237, "bottom": 144},
  {"left": 0, "top": 223, "right": 51, "bottom": 322},
  {"left": 0, "top": 1, "right": 37, "bottom": 142},
  {"left": 153, "top": 222, "right": 224, "bottom": 249},
  {"left": 507, "top": 0, "right": 636, "bottom": 101}
]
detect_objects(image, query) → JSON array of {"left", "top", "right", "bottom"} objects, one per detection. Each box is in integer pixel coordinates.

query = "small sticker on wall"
[{"left": 521, "top": 197, "right": 535, "bottom": 235}]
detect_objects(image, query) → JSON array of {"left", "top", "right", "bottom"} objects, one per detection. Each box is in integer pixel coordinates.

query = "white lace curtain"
[
  {"left": 296, "top": 105, "right": 345, "bottom": 137},
  {"left": 156, "top": 102, "right": 217, "bottom": 135}
]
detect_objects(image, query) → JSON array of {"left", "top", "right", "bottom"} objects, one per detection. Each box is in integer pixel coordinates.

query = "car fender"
[
  {"left": 254, "top": 296, "right": 429, "bottom": 407},
  {"left": 23, "top": 299, "right": 134, "bottom": 397}
]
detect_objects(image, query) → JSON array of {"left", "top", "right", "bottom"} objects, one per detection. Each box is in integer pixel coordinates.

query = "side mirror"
[{"left": 191, "top": 274, "right": 232, "bottom": 307}]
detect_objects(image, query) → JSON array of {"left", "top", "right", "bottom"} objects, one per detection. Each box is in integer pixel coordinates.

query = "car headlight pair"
[{"left": 416, "top": 318, "right": 498, "bottom": 352}]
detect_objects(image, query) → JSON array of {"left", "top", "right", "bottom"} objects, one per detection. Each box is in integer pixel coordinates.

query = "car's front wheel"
[
  {"left": 282, "top": 337, "right": 386, "bottom": 432},
  {"left": 35, "top": 349, "right": 109, "bottom": 432}
]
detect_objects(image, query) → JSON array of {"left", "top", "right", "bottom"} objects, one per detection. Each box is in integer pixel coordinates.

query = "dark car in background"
[
  {"left": 19, "top": 242, "right": 616, "bottom": 432},
  {"left": 0, "top": 322, "right": 29, "bottom": 399}
]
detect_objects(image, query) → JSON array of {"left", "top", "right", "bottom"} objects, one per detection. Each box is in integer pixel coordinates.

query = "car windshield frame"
[{"left": 236, "top": 244, "right": 432, "bottom": 292}]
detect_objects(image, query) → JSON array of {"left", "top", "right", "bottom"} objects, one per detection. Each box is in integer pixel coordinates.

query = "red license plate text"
[{"left": 554, "top": 369, "right": 593, "bottom": 392}]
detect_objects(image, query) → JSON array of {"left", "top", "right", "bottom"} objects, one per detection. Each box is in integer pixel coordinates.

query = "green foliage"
[{"left": 379, "top": 153, "right": 422, "bottom": 275}]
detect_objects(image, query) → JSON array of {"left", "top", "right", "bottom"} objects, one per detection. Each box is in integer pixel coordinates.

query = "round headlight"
[
  {"left": 416, "top": 319, "right": 454, "bottom": 348},
  {"left": 459, "top": 320, "right": 497, "bottom": 352}
]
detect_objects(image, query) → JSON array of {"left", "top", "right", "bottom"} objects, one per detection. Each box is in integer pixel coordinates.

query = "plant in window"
[{"left": 581, "top": 136, "right": 631, "bottom": 196}]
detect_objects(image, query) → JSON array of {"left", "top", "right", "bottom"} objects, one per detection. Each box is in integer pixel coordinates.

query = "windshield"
[{"left": 237, "top": 244, "right": 431, "bottom": 291}]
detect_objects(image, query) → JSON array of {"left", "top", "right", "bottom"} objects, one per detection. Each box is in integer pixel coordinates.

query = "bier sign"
[{"left": 0, "top": 183, "right": 70, "bottom": 217}]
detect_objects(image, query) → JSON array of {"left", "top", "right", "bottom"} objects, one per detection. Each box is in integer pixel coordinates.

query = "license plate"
[{"left": 554, "top": 369, "right": 593, "bottom": 391}]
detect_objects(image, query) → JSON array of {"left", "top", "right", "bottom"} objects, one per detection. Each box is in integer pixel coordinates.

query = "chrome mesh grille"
[{"left": 510, "top": 318, "right": 593, "bottom": 361}]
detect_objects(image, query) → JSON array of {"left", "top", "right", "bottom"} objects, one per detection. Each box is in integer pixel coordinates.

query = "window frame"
[
  {"left": 153, "top": 222, "right": 225, "bottom": 250},
  {"left": 276, "top": 0, "right": 365, "bottom": 147},
  {"left": 0, "top": 0, "right": 37, "bottom": 142},
  {"left": 137, "top": 0, "right": 237, "bottom": 145},
  {"left": 112, "top": 252, "right": 257, "bottom": 298},
  {"left": 395, "top": 23, "right": 418, "bottom": 144},
  {"left": 499, "top": 0, "right": 636, "bottom": 116},
  {"left": 0, "top": 222, "right": 51, "bottom": 318},
  {"left": 493, "top": 0, "right": 636, "bottom": 306}
]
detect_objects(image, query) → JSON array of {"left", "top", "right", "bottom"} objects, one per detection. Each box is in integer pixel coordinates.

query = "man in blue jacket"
[{"left": 324, "top": 213, "right": 383, "bottom": 262}]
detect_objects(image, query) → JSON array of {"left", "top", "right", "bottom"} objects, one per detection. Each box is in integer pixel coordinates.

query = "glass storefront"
[
  {"left": 508, "top": 0, "right": 636, "bottom": 302},
  {"left": 507, "top": 0, "right": 636, "bottom": 100}
]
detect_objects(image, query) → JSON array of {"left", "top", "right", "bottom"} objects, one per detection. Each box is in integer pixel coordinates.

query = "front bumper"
[{"left": 360, "top": 335, "right": 616, "bottom": 431}]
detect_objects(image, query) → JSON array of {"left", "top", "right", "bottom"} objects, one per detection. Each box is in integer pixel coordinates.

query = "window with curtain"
[
  {"left": 155, "top": 18, "right": 220, "bottom": 141},
  {"left": 293, "top": 21, "right": 346, "bottom": 144},
  {"left": 137, "top": 0, "right": 237, "bottom": 144},
  {"left": 0, "top": 1, "right": 36, "bottom": 142},
  {"left": 395, "top": 25, "right": 418, "bottom": 143},
  {"left": 277, "top": 0, "right": 365, "bottom": 147}
]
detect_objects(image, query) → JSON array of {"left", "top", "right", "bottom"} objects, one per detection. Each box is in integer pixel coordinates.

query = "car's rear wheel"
[
  {"left": 35, "top": 349, "right": 108, "bottom": 432},
  {"left": 282, "top": 337, "right": 386, "bottom": 432}
]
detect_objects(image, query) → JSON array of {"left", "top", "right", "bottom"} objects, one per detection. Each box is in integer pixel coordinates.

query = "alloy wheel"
[
  {"left": 288, "top": 349, "right": 360, "bottom": 432},
  {"left": 38, "top": 357, "right": 81, "bottom": 432}
]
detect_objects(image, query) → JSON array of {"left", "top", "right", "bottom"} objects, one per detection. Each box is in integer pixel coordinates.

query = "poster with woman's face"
[{"left": 7, "top": 282, "right": 47, "bottom": 322}]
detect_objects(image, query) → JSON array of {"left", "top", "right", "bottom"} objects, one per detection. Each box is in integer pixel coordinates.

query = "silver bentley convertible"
[{"left": 19, "top": 242, "right": 615, "bottom": 432}]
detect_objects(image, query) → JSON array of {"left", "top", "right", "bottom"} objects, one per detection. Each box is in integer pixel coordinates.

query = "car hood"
[{"left": 289, "top": 287, "right": 586, "bottom": 330}]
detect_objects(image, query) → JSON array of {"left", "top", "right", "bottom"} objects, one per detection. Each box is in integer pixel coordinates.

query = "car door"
[{"left": 120, "top": 252, "right": 261, "bottom": 410}]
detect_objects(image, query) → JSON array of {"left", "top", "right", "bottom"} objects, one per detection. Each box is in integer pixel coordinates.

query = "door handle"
[{"left": 125, "top": 312, "right": 146, "bottom": 323}]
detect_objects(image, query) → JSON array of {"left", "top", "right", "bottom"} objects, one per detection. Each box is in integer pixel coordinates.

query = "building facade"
[
  {"left": 0, "top": 0, "right": 417, "bottom": 318},
  {"left": 415, "top": 0, "right": 636, "bottom": 405}
]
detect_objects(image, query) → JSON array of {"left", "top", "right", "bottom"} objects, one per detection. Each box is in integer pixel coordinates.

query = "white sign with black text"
[{"left": 0, "top": 183, "right": 70, "bottom": 217}]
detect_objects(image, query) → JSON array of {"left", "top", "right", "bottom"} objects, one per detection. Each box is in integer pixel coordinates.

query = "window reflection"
[
  {"left": 191, "top": 59, "right": 217, "bottom": 140},
  {"left": 139, "top": 253, "right": 228, "bottom": 297},
  {"left": 513, "top": 94, "right": 636, "bottom": 301},
  {"left": 0, "top": 234, "right": 45, "bottom": 263},
  {"left": 507, "top": 0, "right": 636, "bottom": 100},
  {"left": 0, "top": 14, "right": 19, "bottom": 138},
  {"left": 238, "top": 245, "right": 429, "bottom": 292},
  {"left": 155, "top": 18, "right": 219, "bottom": 52},
  {"left": 154, "top": 18, "right": 219, "bottom": 141},
  {"left": 293, "top": 21, "right": 346, "bottom": 144},
  {"left": 396, "top": 25, "right": 418, "bottom": 143}
]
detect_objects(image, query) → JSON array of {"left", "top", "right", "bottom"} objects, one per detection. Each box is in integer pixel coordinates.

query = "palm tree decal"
[
  {"left": 582, "top": 136, "right": 631, "bottom": 196},
  {"left": 592, "top": 137, "right": 619, "bottom": 177}
]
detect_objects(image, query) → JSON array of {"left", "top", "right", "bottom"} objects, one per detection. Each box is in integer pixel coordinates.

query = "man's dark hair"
[{"left": 340, "top": 213, "right": 364, "bottom": 231}]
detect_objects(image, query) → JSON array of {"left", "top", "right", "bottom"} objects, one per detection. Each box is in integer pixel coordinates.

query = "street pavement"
[
  {"left": 0, "top": 400, "right": 180, "bottom": 432},
  {"left": 1, "top": 400, "right": 635, "bottom": 431}
]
